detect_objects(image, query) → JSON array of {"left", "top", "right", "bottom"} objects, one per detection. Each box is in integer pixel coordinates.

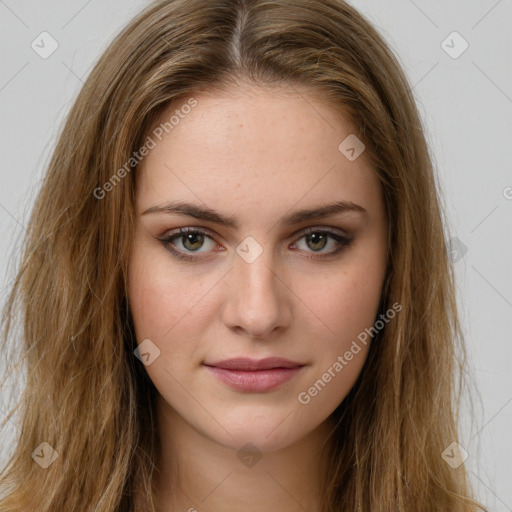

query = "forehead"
[{"left": 135, "top": 83, "right": 382, "bottom": 222}]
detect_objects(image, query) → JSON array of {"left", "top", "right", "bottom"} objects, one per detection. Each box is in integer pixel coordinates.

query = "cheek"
[
  {"left": 128, "top": 243, "right": 197, "bottom": 339},
  {"left": 128, "top": 249, "right": 169, "bottom": 340},
  {"left": 291, "top": 266, "right": 383, "bottom": 420},
  {"left": 128, "top": 244, "right": 219, "bottom": 369},
  {"left": 128, "top": 251, "right": 188, "bottom": 371},
  {"left": 292, "top": 245, "right": 386, "bottom": 404},
  {"left": 296, "top": 258, "right": 386, "bottom": 346}
]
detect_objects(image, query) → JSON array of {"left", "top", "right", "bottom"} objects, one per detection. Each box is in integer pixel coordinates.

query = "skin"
[{"left": 128, "top": 81, "right": 388, "bottom": 512}]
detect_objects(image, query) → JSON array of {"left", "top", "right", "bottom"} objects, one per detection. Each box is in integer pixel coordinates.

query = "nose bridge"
[
  {"left": 222, "top": 237, "right": 290, "bottom": 337},
  {"left": 239, "top": 247, "right": 277, "bottom": 294},
  {"left": 236, "top": 239, "right": 281, "bottom": 307}
]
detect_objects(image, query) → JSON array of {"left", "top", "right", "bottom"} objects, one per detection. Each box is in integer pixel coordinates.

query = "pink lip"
[{"left": 203, "top": 357, "right": 305, "bottom": 392}]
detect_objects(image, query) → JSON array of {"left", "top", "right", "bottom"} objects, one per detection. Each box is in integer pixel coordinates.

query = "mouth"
[{"left": 202, "top": 357, "right": 305, "bottom": 392}]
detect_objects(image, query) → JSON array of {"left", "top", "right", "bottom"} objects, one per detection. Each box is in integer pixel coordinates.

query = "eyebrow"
[{"left": 141, "top": 200, "right": 367, "bottom": 229}]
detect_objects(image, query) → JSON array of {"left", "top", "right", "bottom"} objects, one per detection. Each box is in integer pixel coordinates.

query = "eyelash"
[{"left": 159, "top": 226, "right": 352, "bottom": 262}]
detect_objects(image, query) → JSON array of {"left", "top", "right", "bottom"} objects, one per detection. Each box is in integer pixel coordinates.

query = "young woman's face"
[{"left": 128, "top": 83, "right": 388, "bottom": 452}]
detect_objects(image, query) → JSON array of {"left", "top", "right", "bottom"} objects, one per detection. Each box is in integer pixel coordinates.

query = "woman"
[{"left": 0, "top": 0, "right": 487, "bottom": 510}]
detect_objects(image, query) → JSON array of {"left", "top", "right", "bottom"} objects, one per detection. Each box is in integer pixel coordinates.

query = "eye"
[
  {"left": 289, "top": 227, "right": 352, "bottom": 260},
  {"left": 159, "top": 226, "right": 352, "bottom": 262},
  {"left": 159, "top": 227, "right": 220, "bottom": 261}
]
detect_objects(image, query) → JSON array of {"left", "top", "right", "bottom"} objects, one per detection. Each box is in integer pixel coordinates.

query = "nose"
[{"left": 220, "top": 248, "right": 292, "bottom": 339}]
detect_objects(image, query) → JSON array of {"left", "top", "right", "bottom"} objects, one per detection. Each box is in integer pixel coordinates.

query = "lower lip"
[{"left": 204, "top": 365, "right": 303, "bottom": 392}]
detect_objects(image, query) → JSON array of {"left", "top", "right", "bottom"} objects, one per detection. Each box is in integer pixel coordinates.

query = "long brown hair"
[{"left": 0, "top": 0, "right": 487, "bottom": 510}]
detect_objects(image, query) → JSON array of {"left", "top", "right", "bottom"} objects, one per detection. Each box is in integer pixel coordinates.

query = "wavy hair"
[{"left": 0, "top": 0, "right": 486, "bottom": 510}]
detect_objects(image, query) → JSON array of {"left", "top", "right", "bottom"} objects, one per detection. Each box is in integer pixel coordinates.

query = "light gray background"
[{"left": 1, "top": 0, "right": 511, "bottom": 509}]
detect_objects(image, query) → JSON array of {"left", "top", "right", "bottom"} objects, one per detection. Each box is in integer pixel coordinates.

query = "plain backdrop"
[{"left": 0, "top": 0, "right": 511, "bottom": 509}]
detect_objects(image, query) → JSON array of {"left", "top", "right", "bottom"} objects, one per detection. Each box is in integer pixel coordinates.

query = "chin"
[
  {"left": 216, "top": 428, "right": 303, "bottom": 454},
  {"left": 196, "top": 408, "right": 311, "bottom": 453}
]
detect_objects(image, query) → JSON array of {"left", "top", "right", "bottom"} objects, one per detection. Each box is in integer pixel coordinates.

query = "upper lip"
[{"left": 203, "top": 357, "right": 304, "bottom": 371}]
